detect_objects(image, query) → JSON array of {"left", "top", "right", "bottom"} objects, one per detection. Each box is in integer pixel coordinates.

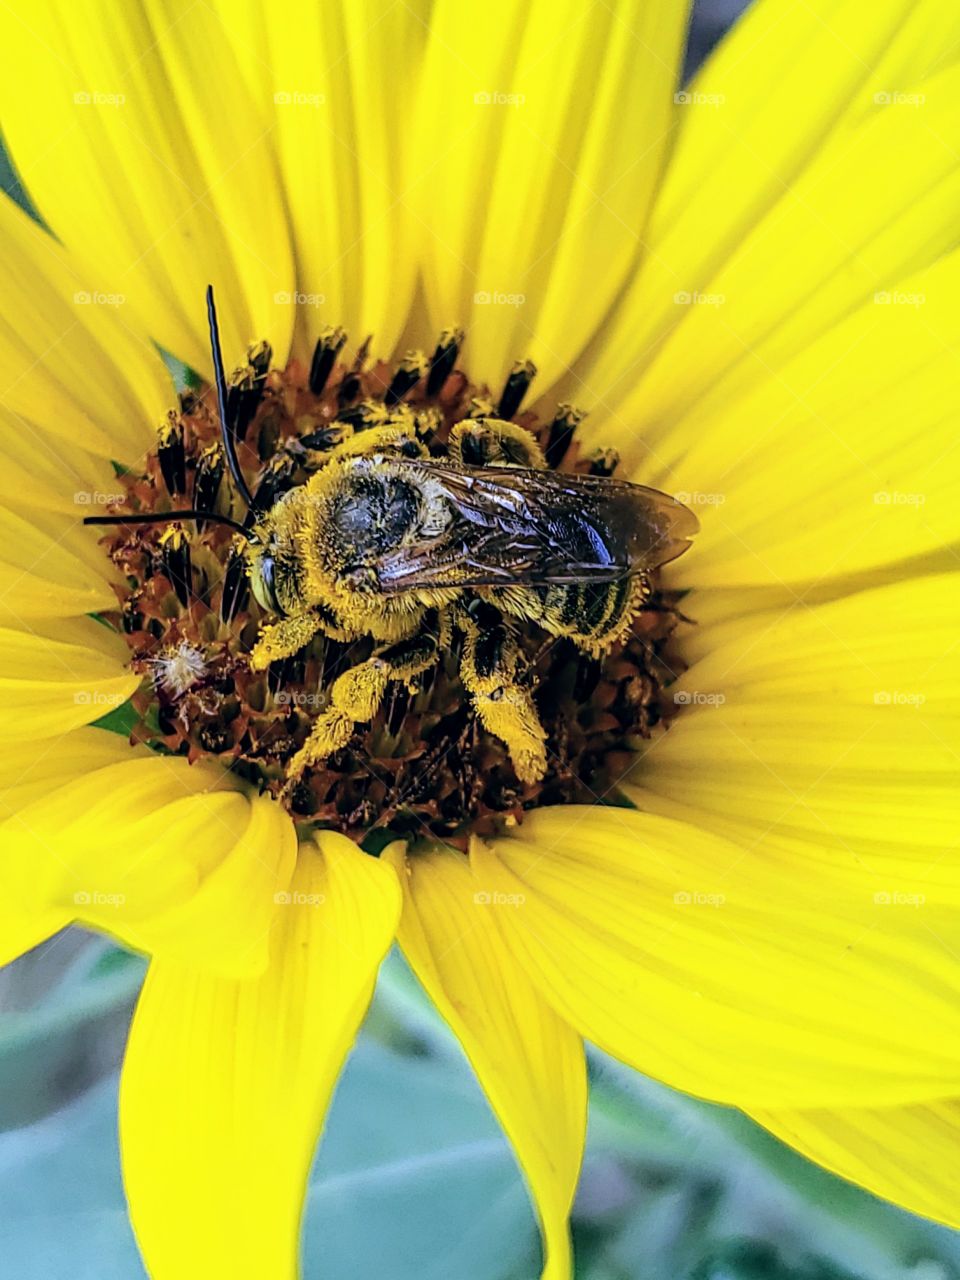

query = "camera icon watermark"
[
  {"left": 473, "top": 890, "right": 525, "bottom": 907},
  {"left": 273, "top": 90, "right": 326, "bottom": 108}
]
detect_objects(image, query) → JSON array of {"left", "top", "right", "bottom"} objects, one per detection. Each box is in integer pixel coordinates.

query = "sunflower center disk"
[{"left": 96, "top": 328, "right": 683, "bottom": 845}]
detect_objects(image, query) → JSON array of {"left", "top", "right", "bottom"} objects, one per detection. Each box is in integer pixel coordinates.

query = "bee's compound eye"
[{"left": 251, "top": 554, "right": 283, "bottom": 615}]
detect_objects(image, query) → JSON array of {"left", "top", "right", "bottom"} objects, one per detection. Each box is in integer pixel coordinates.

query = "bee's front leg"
[
  {"left": 458, "top": 598, "right": 548, "bottom": 784},
  {"left": 249, "top": 609, "right": 344, "bottom": 672},
  {"left": 287, "top": 631, "right": 439, "bottom": 778}
]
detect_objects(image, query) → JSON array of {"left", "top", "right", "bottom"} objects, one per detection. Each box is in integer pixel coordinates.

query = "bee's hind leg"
[
  {"left": 287, "top": 630, "right": 439, "bottom": 778},
  {"left": 458, "top": 599, "right": 548, "bottom": 784}
]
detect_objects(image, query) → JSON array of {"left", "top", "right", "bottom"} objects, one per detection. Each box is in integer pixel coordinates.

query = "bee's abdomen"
[{"left": 536, "top": 574, "right": 648, "bottom": 654}]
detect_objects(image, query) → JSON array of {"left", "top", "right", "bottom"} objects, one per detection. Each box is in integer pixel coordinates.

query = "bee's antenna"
[
  {"left": 84, "top": 508, "right": 256, "bottom": 540},
  {"left": 206, "top": 284, "right": 258, "bottom": 512}
]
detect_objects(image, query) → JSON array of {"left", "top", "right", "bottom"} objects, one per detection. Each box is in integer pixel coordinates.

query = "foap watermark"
[
  {"left": 74, "top": 690, "right": 128, "bottom": 708},
  {"left": 873, "top": 90, "right": 926, "bottom": 107},
  {"left": 74, "top": 490, "right": 125, "bottom": 506},
  {"left": 273, "top": 90, "right": 326, "bottom": 108},
  {"left": 674, "top": 90, "right": 725, "bottom": 107},
  {"left": 874, "top": 290, "right": 925, "bottom": 308},
  {"left": 74, "top": 90, "right": 125, "bottom": 108},
  {"left": 873, "top": 490, "right": 926, "bottom": 507},
  {"left": 674, "top": 290, "right": 725, "bottom": 308},
  {"left": 274, "top": 890, "right": 326, "bottom": 907},
  {"left": 274, "top": 689, "right": 324, "bottom": 708},
  {"left": 474, "top": 890, "right": 525, "bottom": 907},
  {"left": 74, "top": 290, "right": 125, "bottom": 308},
  {"left": 674, "top": 690, "right": 726, "bottom": 707},
  {"left": 673, "top": 890, "right": 726, "bottom": 907},
  {"left": 873, "top": 890, "right": 926, "bottom": 908},
  {"left": 473, "top": 90, "right": 526, "bottom": 108},
  {"left": 874, "top": 690, "right": 926, "bottom": 709},
  {"left": 74, "top": 890, "right": 126, "bottom": 908},
  {"left": 274, "top": 290, "right": 326, "bottom": 308},
  {"left": 674, "top": 489, "right": 726, "bottom": 507},
  {"left": 474, "top": 290, "right": 526, "bottom": 308}
]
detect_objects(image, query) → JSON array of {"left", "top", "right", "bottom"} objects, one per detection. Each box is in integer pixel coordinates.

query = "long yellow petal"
[
  {"left": 0, "top": 728, "right": 155, "bottom": 966},
  {"left": 582, "top": 0, "right": 960, "bottom": 450},
  {"left": 214, "top": 0, "right": 429, "bottom": 359},
  {"left": 386, "top": 842, "right": 586, "bottom": 1280},
  {"left": 412, "top": 0, "right": 690, "bottom": 390},
  {"left": 0, "top": 506, "right": 119, "bottom": 621},
  {"left": 0, "top": 616, "right": 139, "bottom": 739},
  {"left": 627, "top": 573, "right": 960, "bottom": 871},
  {"left": 0, "top": 753, "right": 296, "bottom": 976},
  {"left": 0, "top": 0, "right": 295, "bottom": 372},
  {"left": 0, "top": 193, "right": 171, "bottom": 461},
  {"left": 120, "top": 834, "right": 399, "bottom": 1280},
  {"left": 751, "top": 1101, "right": 960, "bottom": 1228},
  {"left": 471, "top": 802, "right": 960, "bottom": 1109}
]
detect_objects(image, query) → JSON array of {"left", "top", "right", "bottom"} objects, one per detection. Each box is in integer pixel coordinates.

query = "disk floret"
[{"left": 94, "top": 328, "right": 684, "bottom": 843}]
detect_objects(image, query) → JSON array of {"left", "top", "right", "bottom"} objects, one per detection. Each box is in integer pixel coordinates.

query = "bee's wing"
[{"left": 375, "top": 461, "right": 698, "bottom": 593}]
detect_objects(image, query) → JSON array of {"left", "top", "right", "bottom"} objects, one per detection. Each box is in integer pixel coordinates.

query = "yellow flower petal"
[
  {"left": 0, "top": 406, "right": 116, "bottom": 516},
  {"left": 0, "top": 616, "right": 139, "bottom": 739},
  {"left": 582, "top": 0, "right": 960, "bottom": 450},
  {"left": 0, "top": 726, "right": 147, "bottom": 820},
  {"left": 0, "top": 193, "right": 171, "bottom": 460},
  {"left": 654, "top": 248, "right": 960, "bottom": 589},
  {"left": 751, "top": 1101, "right": 960, "bottom": 1228},
  {"left": 0, "top": 728, "right": 153, "bottom": 967},
  {"left": 386, "top": 842, "right": 586, "bottom": 1280},
  {"left": 412, "top": 0, "right": 689, "bottom": 389},
  {"left": 217, "top": 0, "right": 429, "bottom": 358},
  {"left": 0, "top": 0, "right": 295, "bottom": 372},
  {"left": 0, "top": 754, "right": 294, "bottom": 976},
  {"left": 627, "top": 573, "right": 960, "bottom": 867},
  {"left": 472, "top": 803, "right": 960, "bottom": 1109},
  {"left": 120, "top": 834, "right": 399, "bottom": 1280},
  {"left": 0, "top": 506, "right": 119, "bottom": 621}
]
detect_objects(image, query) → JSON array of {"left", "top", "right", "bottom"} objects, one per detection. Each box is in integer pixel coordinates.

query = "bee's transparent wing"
[{"left": 375, "top": 462, "right": 698, "bottom": 594}]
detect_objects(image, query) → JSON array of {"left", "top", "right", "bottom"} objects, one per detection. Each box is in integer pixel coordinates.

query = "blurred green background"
[
  {"left": 2, "top": 2, "right": 957, "bottom": 1276},
  {"left": 0, "top": 932, "right": 958, "bottom": 1279}
]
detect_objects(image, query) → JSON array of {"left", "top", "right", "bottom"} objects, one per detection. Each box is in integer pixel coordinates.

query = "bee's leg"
[
  {"left": 249, "top": 610, "right": 338, "bottom": 671},
  {"left": 449, "top": 418, "right": 547, "bottom": 469},
  {"left": 287, "top": 631, "right": 439, "bottom": 777},
  {"left": 458, "top": 599, "right": 548, "bottom": 784}
]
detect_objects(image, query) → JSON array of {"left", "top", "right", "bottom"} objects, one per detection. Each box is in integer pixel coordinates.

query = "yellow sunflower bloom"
[{"left": 0, "top": 0, "right": 958, "bottom": 1276}]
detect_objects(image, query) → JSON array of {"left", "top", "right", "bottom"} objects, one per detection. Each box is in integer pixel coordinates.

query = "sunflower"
[{"left": 1, "top": 0, "right": 958, "bottom": 1276}]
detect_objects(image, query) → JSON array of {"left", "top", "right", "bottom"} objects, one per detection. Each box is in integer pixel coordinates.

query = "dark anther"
[
  {"left": 248, "top": 454, "right": 296, "bottom": 523},
  {"left": 160, "top": 523, "right": 192, "bottom": 606},
  {"left": 426, "top": 327, "right": 464, "bottom": 396},
  {"left": 220, "top": 543, "right": 249, "bottom": 622},
  {"left": 308, "top": 326, "right": 347, "bottom": 395},
  {"left": 545, "top": 403, "right": 585, "bottom": 469},
  {"left": 226, "top": 340, "right": 272, "bottom": 440},
  {"left": 574, "top": 652, "right": 602, "bottom": 702},
  {"left": 299, "top": 423, "right": 351, "bottom": 451},
  {"left": 157, "top": 413, "right": 187, "bottom": 496},
  {"left": 497, "top": 359, "right": 537, "bottom": 420},
  {"left": 385, "top": 351, "right": 429, "bottom": 407},
  {"left": 337, "top": 399, "right": 389, "bottom": 430},
  {"left": 588, "top": 447, "right": 619, "bottom": 477},
  {"left": 337, "top": 372, "right": 362, "bottom": 409},
  {"left": 193, "top": 442, "right": 225, "bottom": 531}
]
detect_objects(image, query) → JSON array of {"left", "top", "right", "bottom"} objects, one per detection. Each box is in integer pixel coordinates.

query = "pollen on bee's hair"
[{"left": 92, "top": 320, "right": 686, "bottom": 845}]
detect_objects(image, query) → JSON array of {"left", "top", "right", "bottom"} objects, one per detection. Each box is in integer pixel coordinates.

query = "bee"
[{"left": 87, "top": 288, "right": 698, "bottom": 785}]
